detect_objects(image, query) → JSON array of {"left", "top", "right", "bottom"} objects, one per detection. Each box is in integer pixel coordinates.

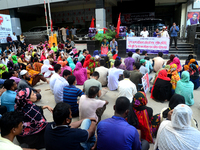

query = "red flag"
[
  {"left": 116, "top": 13, "right": 121, "bottom": 38},
  {"left": 90, "top": 17, "right": 95, "bottom": 28}
]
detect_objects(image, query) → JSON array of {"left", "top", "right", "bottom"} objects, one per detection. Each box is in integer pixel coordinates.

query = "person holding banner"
[
  {"left": 140, "top": 27, "right": 149, "bottom": 38},
  {"left": 101, "top": 38, "right": 109, "bottom": 55}
]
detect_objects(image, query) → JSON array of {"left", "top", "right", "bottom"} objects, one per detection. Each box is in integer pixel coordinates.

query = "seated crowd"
[{"left": 0, "top": 39, "right": 200, "bottom": 150}]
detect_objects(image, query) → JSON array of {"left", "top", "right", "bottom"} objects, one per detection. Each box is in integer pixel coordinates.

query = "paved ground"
[{"left": 14, "top": 43, "right": 200, "bottom": 149}]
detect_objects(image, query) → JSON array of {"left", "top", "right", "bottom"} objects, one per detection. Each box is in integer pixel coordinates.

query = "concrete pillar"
[
  {"left": 95, "top": 0, "right": 106, "bottom": 30},
  {"left": 180, "top": 3, "right": 187, "bottom": 38}
]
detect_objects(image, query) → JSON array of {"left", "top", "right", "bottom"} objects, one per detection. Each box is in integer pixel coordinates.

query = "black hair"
[
  {"left": 142, "top": 50, "right": 147, "bottom": 55},
  {"left": 114, "top": 60, "right": 121, "bottom": 68},
  {"left": 115, "top": 97, "right": 130, "bottom": 115},
  {"left": 158, "top": 52, "right": 163, "bottom": 57},
  {"left": 135, "top": 49, "right": 140, "bottom": 53},
  {"left": 187, "top": 55, "right": 194, "bottom": 60},
  {"left": 134, "top": 62, "right": 141, "bottom": 70},
  {"left": 123, "top": 70, "right": 130, "bottom": 78},
  {"left": 34, "top": 49, "right": 37, "bottom": 52},
  {"left": 128, "top": 51, "right": 133, "bottom": 57},
  {"left": 63, "top": 69, "right": 71, "bottom": 77},
  {"left": 0, "top": 112, "right": 23, "bottom": 137},
  {"left": 100, "top": 59, "right": 105, "bottom": 66},
  {"left": 67, "top": 75, "right": 76, "bottom": 85},
  {"left": 88, "top": 86, "right": 99, "bottom": 98},
  {"left": 3, "top": 79, "right": 15, "bottom": 90},
  {"left": 112, "top": 38, "right": 115, "bottom": 40},
  {"left": 34, "top": 57, "right": 38, "bottom": 62},
  {"left": 92, "top": 71, "right": 99, "bottom": 79},
  {"left": 9, "top": 70, "right": 15, "bottom": 76},
  {"left": 144, "top": 57, "right": 150, "bottom": 60},
  {"left": 54, "top": 64, "right": 61, "bottom": 73},
  {"left": 53, "top": 102, "right": 71, "bottom": 125},
  {"left": 53, "top": 43, "right": 55, "bottom": 45},
  {"left": 83, "top": 49, "right": 87, "bottom": 53}
]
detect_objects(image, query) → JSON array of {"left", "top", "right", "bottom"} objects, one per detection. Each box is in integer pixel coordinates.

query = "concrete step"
[
  {"left": 169, "top": 51, "right": 194, "bottom": 54},
  {"left": 169, "top": 48, "right": 193, "bottom": 51}
]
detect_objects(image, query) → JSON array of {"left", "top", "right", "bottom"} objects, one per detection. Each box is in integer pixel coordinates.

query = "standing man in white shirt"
[
  {"left": 12, "top": 32, "right": 19, "bottom": 49},
  {"left": 160, "top": 26, "right": 170, "bottom": 38},
  {"left": 140, "top": 27, "right": 149, "bottom": 38},
  {"left": 118, "top": 70, "right": 137, "bottom": 102},
  {"left": 53, "top": 69, "right": 71, "bottom": 103},
  {"left": 70, "top": 26, "right": 77, "bottom": 41},
  {"left": 60, "top": 27, "right": 67, "bottom": 42}
]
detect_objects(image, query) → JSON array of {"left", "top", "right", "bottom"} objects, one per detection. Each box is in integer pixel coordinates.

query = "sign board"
[
  {"left": 88, "top": 27, "right": 96, "bottom": 37},
  {"left": 126, "top": 37, "right": 169, "bottom": 54},
  {"left": 101, "top": 47, "right": 108, "bottom": 56},
  {"left": 0, "top": 14, "right": 12, "bottom": 43},
  {"left": 142, "top": 73, "right": 149, "bottom": 93}
]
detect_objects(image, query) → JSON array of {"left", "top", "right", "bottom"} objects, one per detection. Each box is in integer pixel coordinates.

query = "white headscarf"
[
  {"left": 155, "top": 104, "right": 200, "bottom": 150},
  {"left": 41, "top": 59, "right": 54, "bottom": 77}
]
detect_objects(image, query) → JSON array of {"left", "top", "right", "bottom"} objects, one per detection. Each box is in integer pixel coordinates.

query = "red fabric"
[
  {"left": 103, "top": 28, "right": 107, "bottom": 34},
  {"left": 90, "top": 17, "right": 95, "bottom": 28},
  {"left": 101, "top": 47, "right": 108, "bottom": 55},
  {"left": 150, "top": 69, "right": 170, "bottom": 99},
  {"left": 58, "top": 44, "right": 64, "bottom": 49},
  {"left": 115, "top": 13, "right": 121, "bottom": 38},
  {"left": 51, "top": 20, "right": 53, "bottom": 32},
  {"left": 83, "top": 54, "right": 91, "bottom": 68},
  {"left": 113, "top": 54, "right": 118, "bottom": 60},
  {"left": 49, "top": 67, "right": 54, "bottom": 71}
]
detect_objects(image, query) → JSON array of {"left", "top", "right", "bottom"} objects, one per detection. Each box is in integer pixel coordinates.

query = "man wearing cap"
[
  {"left": 160, "top": 26, "right": 169, "bottom": 38},
  {"left": 18, "top": 70, "right": 42, "bottom": 100},
  {"left": 139, "top": 59, "right": 153, "bottom": 82}
]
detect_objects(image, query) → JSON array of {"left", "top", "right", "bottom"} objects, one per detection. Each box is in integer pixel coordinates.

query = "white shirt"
[
  {"left": 50, "top": 73, "right": 61, "bottom": 93},
  {"left": 0, "top": 136, "right": 22, "bottom": 150},
  {"left": 118, "top": 78, "right": 137, "bottom": 102},
  {"left": 79, "top": 95, "right": 106, "bottom": 122},
  {"left": 108, "top": 67, "right": 124, "bottom": 91},
  {"left": 161, "top": 31, "right": 169, "bottom": 38},
  {"left": 132, "top": 53, "right": 140, "bottom": 63},
  {"left": 54, "top": 77, "right": 69, "bottom": 103},
  {"left": 2, "top": 59, "right": 8, "bottom": 65},
  {"left": 95, "top": 66, "right": 109, "bottom": 86},
  {"left": 140, "top": 31, "right": 149, "bottom": 37},
  {"left": 12, "top": 35, "right": 18, "bottom": 41},
  {"left": 60, "top": 27, "right": 66, "bottom": 35}
]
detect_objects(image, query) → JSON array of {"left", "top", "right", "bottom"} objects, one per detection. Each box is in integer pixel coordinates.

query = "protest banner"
[
  {"left": 0, "top": 14, "right": 12, "bottom": 43},
  {"left": 101, "top": 47, "right": 108, "bottom": 55},
  {"left": 126, "top": 37, "right": 169, "bottom": 54},
  {"left": 142, "top": 73, "right": 150, "bottom": 93}
]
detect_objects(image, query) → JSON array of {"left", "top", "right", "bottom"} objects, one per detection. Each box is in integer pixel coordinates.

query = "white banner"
[
  {"left": 0, "top": 14, "right": 12, "bottom": 43},
  {"left": 126, "top": 37, "right": 169, "bottom": 54}
]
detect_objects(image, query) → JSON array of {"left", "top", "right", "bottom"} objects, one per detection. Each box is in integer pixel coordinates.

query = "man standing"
[
  {"left": 140, "top": 27, "right": 149, "bottom": 38},
  {"left": 187, "top": 13, "right": 199, "bottom": 26},
  {"left": 160, "top": 26, "right": 169, "bottom": 38},
  {"left": 60, "top": 27, "right": 67, "bottom": 42},
  {"left": 12, "top": 32, "right": 19, "bottom": 49},
  {"left": 153, "top": 28, "right": 160, "bottom": 37},
  {"left": 70, "top": 26, "right": 77, "bottom": 41},
  {"left": 97, "top": 97, "right": 142, "bottom": 150},
  {"left": 170, "top": 22, "right": 179, "bottom": 50},
  {"left": 110, "top": 38, "right": 118, "bottom": 54},
  {"left": 118, "top": 71, "right": 137, "bottom": 102},
  {"left": 66, "top": 26, "right": 70, "bottom": 38}
]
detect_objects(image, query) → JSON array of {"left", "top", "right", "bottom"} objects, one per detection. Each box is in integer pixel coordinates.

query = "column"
[
  {"left": 95, "top": 0, "right": 106, "bottom": 30},
  {"left": 180, "top": 3, "right": 187, "bottom": 38}
]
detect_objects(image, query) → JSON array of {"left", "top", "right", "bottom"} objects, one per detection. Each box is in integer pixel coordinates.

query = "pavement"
[{"left": 14, "top": 43, "right": 200, "bottom": 150}]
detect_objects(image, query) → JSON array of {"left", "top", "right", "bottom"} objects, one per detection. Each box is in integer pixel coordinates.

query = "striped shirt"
[{"left": 63, "top": 85, "right": 84, "bottom": 114}]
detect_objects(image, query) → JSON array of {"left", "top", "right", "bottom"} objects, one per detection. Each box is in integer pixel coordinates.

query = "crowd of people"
[{"left": 0, "top": 37, "right": 200, "bottom": 150}]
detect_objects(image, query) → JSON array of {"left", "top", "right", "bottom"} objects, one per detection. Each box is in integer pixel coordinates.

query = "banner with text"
[
  {"left": 126, "top": 37, "right": 169, "bottom": 54},
  {"left": 142, "top": 73, "right": 149, "bottom": 93},
  {"left": 0, "top": 14, "right": 12, "bottom": 43}
]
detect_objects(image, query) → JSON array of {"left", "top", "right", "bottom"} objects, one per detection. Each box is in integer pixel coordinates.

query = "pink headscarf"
[{"left": 170, "top": 57, "right": 181, "bottom": 71}]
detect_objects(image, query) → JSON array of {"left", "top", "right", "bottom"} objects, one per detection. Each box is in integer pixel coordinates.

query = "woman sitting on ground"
[
  {"left": 41, "top": 59, "right": 55, "bottom": 78},
  {"left": 168, "top": 64, "right": 180, "bottom": 91},
  {"left": 188, "top": 63, "right": 199, "bottom": 89},
  {"left": 0, "top": 64, "right": 9, "bottom": 79},
  {"left": 73, "top": 62, "right": 88, "bottom": 85},
  {"left": 15, "top": 88, "right": 53, "bottom": 149},
  {"left": 154, "top": 104, "right": 200, "bottom": 150},
  {"left": 175, "top": 71, "right": 194, "bottom": 106},
  {"left": 169, "top": 57, "right": 182, "bottom": 72},
  {"left": 166, "top": 54, "right": 175, "bottom": 65},
  {"left": 33, "top": 57, "right": 43, "bottom": 72},
  {"left": 26, "top": 63, "right": 49, "bottom": 86},
  {"left": 67, "top": 57, "right": 76, "bottom": 71},
  {"left": 151, "top": 70, "right": 172, "bottom": 102}
]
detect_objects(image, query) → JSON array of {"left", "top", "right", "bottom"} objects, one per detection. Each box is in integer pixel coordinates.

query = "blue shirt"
[
  {"left": 145, "top": 60, "right": 153, "bottom": 74},
  {"left": 126, "top": 32, "right": 135, "bottom": 37},
  {"left": 153, "top": 32, "right": 157, "bottom": 37},
  {"left": 170, "top": 26, "right": 179, "bottom": 37},
  {"left": 63, "top": 85, "right": 84, "bottom": 114},
  {"left": 97, "top": 116, "right": 141, "bottom": 150},
  {"left": 1, "top": 90, "right": 17, "bottom": 112}
]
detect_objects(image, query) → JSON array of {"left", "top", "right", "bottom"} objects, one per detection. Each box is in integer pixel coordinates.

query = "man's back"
[
  {"left": 83, "top": 78, "right": 102, "bottom": 95},
  {"left": 108, "top": 68, "right": 123, "bottom": 91},
  {"left": 18, "top": 79, "right": 32, "bottom": 91},
  {"left": 139, "top": 65, "right": 148, "bottom": 75},
  {"left": 95, "top": 66, "right": 109, "bottom": 86},
  {"left": 44, "top": 122, "right": 88, "bottom": 150},
  {"left": 130, "top": 70, "right": 143, "bottom": 89},
  {"left": 97, "top": 116, "right": 141, "bottom": 150},
  {"left": 1, "top": 90, "right": 16, "bottom": 112},
  {"left": 54, "top": 77, "right": 68, "bottom": 103},
  {"left": 153, "top": 57, "right": 165, "bottom": 72},
  {"left": 50, "top": 73, "right": 60, "bottom": 92},
  {"left": 132, "top": 53, "right": 140, "bottom": 63}
]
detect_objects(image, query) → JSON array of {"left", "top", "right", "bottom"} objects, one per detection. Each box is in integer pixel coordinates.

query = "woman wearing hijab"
[
  {"left": 7, "top": 56, "right": 14, "bottom": 71},
  {"left": 57, "top": 60, "right": 72, "bottom": 76},
  {"left": 0, "top": 64, "right": 9, "bottom": 79},
  {"left": 175, "top": 71, "right": 194, "bottom": 106},
  {"left": 74, "top": 62, "right": 87, "bottom": 85},
  {"left": 184, "top": 58, "right": 199, "bottom": 71},
  {"left": 88, "top": 57, "right": 100, "bottom": 74},
  {"left": 41, "top": 59, "right": 55, "bottom": 78},
  {"left": 78, "top": 51, "right": 85, "bottom": 66},
  {"left": 26, "top": 64, "right": 49, "bottom": 86},
  {"left": 188, "top": 63, "right": 199, "bottom": 89},
  {"left": 67, "top": 57, "right": 75, "bottom": 71},
  {"left": 15, "top": 88, "right": 52, "bottom": 149},
  {"left": 128, "top": 91, "right": 154, "bottom": 143},
  {"left": 151, "top": 70, "right": 172, "bottom": 102},
  {"left": 169, "top": 57, "right": 182, "bottom": 72},
  {"left": 33, "top": 57, "right": 43, "bottom": 72},
  {"left": 40, "top": 50, "right": 46, "bottom": 62},
  {"left": 154, "top": 104, "right": 200, "bottom": 150},
  {"left": 153, "top": 65, "right": 170, "bottom": 84},
  {"left": 104, "top": 56, "right": 111, "bottom": 68},
  {"left": 166, "top": 54, "right": 175, "bottom": 65},
  {"left": 83, "top": 54, "right": 91, "bottom": 68},
  {"left": 168, "top": 64, "right": 180, "bottom": 90}
]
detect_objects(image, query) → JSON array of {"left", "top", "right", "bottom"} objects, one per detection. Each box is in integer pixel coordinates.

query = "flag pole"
[
  {"left": 44, "top": 0, "right": 49, "bottom": 35},
  {"left": 47, "top": 0, "right": 53, "bottom": 36}
]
